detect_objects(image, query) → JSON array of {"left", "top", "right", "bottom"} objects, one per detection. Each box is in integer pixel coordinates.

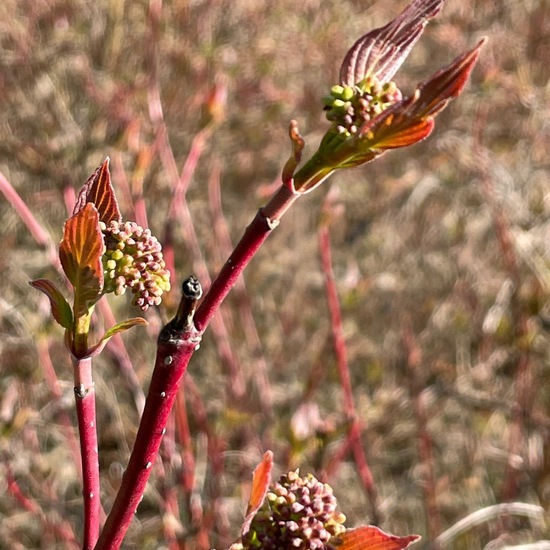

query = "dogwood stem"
[
  {"left": 73, "top": 354, "right": 101, "bottom": 549},
  {"left": 95, "top": 278, "right": 202, "bottom": 549},
  {"left": 96, "top": 183, "right": 300, "bottom": 548},
  {"left": 194, "top": 182, "right": 300, "bottom": 331}
]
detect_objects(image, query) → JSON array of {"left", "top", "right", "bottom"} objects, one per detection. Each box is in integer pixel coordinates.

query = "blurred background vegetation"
[{"left": 1, "top": 0, "right": 550, "bottom": 548}]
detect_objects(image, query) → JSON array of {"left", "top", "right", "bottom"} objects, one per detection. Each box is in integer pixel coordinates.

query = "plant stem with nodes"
[
  {"left": 95, "top": 277, "right": 203, "bottom": 549},
  {"left": 96, "top": 176, "right": 302, "bottom": 548}
]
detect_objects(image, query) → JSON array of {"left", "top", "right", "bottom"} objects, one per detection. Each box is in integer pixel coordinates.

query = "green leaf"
[
  {"left": 59, "top": 203, "right": 104, "bottom": 316},
  {"left": 102, "top": 317, "right": 148, "bottom": 340},
  {"left": 29, "top": 279, "right": 73, "bottom": 329},
  {"left": 87, "top": 317, "right": 148, "bottom": 357},
  {"left": 339, "top": 525, "right": 420, "bottom": 550},
  {"left": 73, "top": 157, "right": 121, "bottom": 224},
  {"left": 241, "top": 450, "right": 273, "bottom": 537}
]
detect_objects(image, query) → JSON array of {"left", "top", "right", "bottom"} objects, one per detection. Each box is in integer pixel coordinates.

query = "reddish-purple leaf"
[
  {"left": 339, "top": 525, "right": 421, "bottom": 550},
  {"left": 73, "top": 158, "right": 121, "bottom": 224},
  {"left": 59, "top": 203, "right": 104, "bottom": 315},
  {"left": 241, "top": 450, "right": 274, "bottom": 536},
  {"left": 406, "top": 38, "right": 486, "bottom": 118},
  {"left": 29, "top": 279, "right": 73, "bottom": 330},
  {"left": 339, "top": 0, "right": 446, "bottom": 87},
  {"left": 358, "top": 39, "right": 484, "bottom": 151}
]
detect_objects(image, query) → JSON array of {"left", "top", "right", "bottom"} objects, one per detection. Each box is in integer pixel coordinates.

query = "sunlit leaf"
[
  {"left": 339, "top": 525, "right": 421, "bottom": 550},
  {"left": 407, "top": 38, "right": 486, "bottom": 118},
  {"left": 29, "top": 279, "right": 73, "bottom": 330},
  {"left": 59, "top": 203, "right": 104, "bottom": 316},
  {"left": 73, "top": 157, "right": 121, "bottom": 224},
  {"left": 365, "top": 111, "right": 435, "bottom": 150},
  {"left": 241, "top": 450, "right": 274, "bottom": 536},
  {"left": 339, "top": 0, "right": 446, "bottom": 86},
  {"left": 86, "top": 317, "right": 148, "bottom": 357},
  {"left": 357, "top": 40, "right": 484, "bottom": 151}
]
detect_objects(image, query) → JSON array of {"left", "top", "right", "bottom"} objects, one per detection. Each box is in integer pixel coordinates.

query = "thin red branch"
[
  {"left": 6, "top": 465, "right": 79, "bottom": 546},
  {"left": 474, "top": 107, "right": 534, "bottom": 501},
  {"left": 317, "top": 212, "right": 379, "bottom": 522},
  {"left": 194, "top": 184, "right": 299, "bottom": 331},
  {"left": 0, "top": 170, "right": 51, "bottom": 247},
  {"left": 37, "top": 338, "right": 83, "bottom": 478},
  {"left": 73, "top": 355, "right": 101, "bottom": 550},
  {"left": 207, "top": 161, "right": 274, "bottom": 418},
  {"left": 95, "top": 334, "right": 198, "bottom": 549},
  {"left": 401, "top": 323, "right": 441, "bottom": 543}
]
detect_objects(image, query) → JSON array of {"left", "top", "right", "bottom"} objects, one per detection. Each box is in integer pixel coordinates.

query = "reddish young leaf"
[
  {"left": 339, "top": 0, "right": 446, "bottom": 87},
  {"left": 59, "top": 203, "right": 104, "bottom": 315},
  {"left": 241, "top": 450, "right": 274, "bottom": 536},
  {"left": 73, "top": 158, "right": 121, "bottom": 224},
  {"left": 29, "top": 279, "right": 73, "bottom": 330},
  {"left": 358, "top": 39, "right": 485, "bottom": 152},
  {"left": 339, "top": 525, "right": 421, "bottom": 550}
]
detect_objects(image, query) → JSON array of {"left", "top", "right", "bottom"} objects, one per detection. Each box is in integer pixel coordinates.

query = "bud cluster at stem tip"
[
  {"left": 243, "top": 470, "right": 346, "bottom": 549},
  {"left": 323, "top": 75, "right": 402, "bottom": 138},
  {"left": 101, "top": 220, "right": 171, "bottom": 311}
]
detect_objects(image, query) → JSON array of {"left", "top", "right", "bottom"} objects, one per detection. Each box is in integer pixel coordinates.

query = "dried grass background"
[{"left": 1, "top": 0, "right": 550, "bottom": 548}]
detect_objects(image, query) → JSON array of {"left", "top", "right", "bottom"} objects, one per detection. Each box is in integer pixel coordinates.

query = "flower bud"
[
  {"left": 242, "top": 471, "right": 346, "bottom": 549},
  {"left": 101, "top": 220, "right": 171, "bottom": 311}
]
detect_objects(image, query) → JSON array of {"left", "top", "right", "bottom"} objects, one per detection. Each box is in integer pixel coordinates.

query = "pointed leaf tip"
[
  {"left": 29, "top": 279, "right": 73, "bottom": 329},
  {"left": 74, "top": 157, "right": 121, "bottom": 224}
]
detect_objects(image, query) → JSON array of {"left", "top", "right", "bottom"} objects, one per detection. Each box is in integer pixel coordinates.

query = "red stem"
[
  {"left": 73, "top": 355, "right": 101, "bottom": 550},
  {"left": 318, "top": 218, "right": 379, "bottom": 522},
  {"left": 401, "top": 323, "right": 441, "bottom": 543},
  {"left": 96, "top": 183, "right": 298, "bottom": 548},
  {"left": 194, "top": 183, "right": 298, "bottom": 331},
  {"left": 474, "top": 107, "right": 533, "bottom": 500},
  {"left": 0, "top": 170, "right": 51, "bottom": 247},
  {"left": 38, "top": 338, "right": 83, "bottom": 480},
  {"left": 207, "top": 163, "right": 274, "bottom": 418},
  {"left": 95, "top": 334, "right": 198, "bottom": 549},
  {"left": 6, "top": 465, "right": 79, "bottom": 546}
]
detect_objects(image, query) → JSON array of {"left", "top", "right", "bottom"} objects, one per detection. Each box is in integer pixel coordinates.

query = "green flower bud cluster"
[
  {"left": 243, "top": 470, "right": 346, "bottom": 549},
  {"left": 101, "top": 220, "right": 171, "bottom": 311},
  {"left": 323, "top": 76, "right": 402, "bottom": 137}
]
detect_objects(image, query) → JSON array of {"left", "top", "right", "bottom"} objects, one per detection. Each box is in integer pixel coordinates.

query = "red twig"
[
  {"left": 73, "top": 355, "right": 101, "bottom": 549},
  {"left": 474, "top": 107, "right": 534, "bottom": 500},
  {"left": 401, "top": 323, "right": 441, "bottom": 543},
  {"left": 6, "top": 465, "right": 79, "bottom": 546},
  {"left": 195, "top": 183, "right": 299, "bottom": 331},
  {"left": 0, "top": 170, "right": 51, "bottom": 247},
  {"left": 207, "top": 161, "right": 274, "bottom": 418},
  {"left": 95, "top": 327, "right": 199, "bottom": 549},
  {"left": 96, "top": 182, "right": 299, "bottom": 547},
  {"left": 317, "top": 209, "right": 379, "bottom": 522},
  {"left": 37, "top": 337, "right": 83, "bottom": 479}
]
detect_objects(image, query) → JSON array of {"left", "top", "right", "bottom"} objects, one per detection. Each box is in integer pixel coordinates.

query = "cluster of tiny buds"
[
  {"left": 101, "top": 220, "right": 171, "bottom": 311},
  {"left": 323, "top": 75, "right": 402, "bottom": 137},
  {"left": 242, "top": 470, "right": 346, "bottom": 549}
]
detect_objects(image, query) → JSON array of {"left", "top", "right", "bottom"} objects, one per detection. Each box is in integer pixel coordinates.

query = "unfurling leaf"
[
  {"left": 29, "top": 279, "right": 73, "bottom": 330},
  {"left": 59, "top": 203, "right": 104, "bottom": 316},
  {"left": 339, "top": 0, "right": 446, "bottom": 87},
  {"left": 291, "top": 0, "right": 485, "bottom": 194},
  {"left": 339, "top": 525, "right": 420, "bottom": 550},
  {"left": 241, "top": 450, "right": 274, "bottom": 537},
  {"left": 74, "top": 157, "right": 121, "bottom": 224}
]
